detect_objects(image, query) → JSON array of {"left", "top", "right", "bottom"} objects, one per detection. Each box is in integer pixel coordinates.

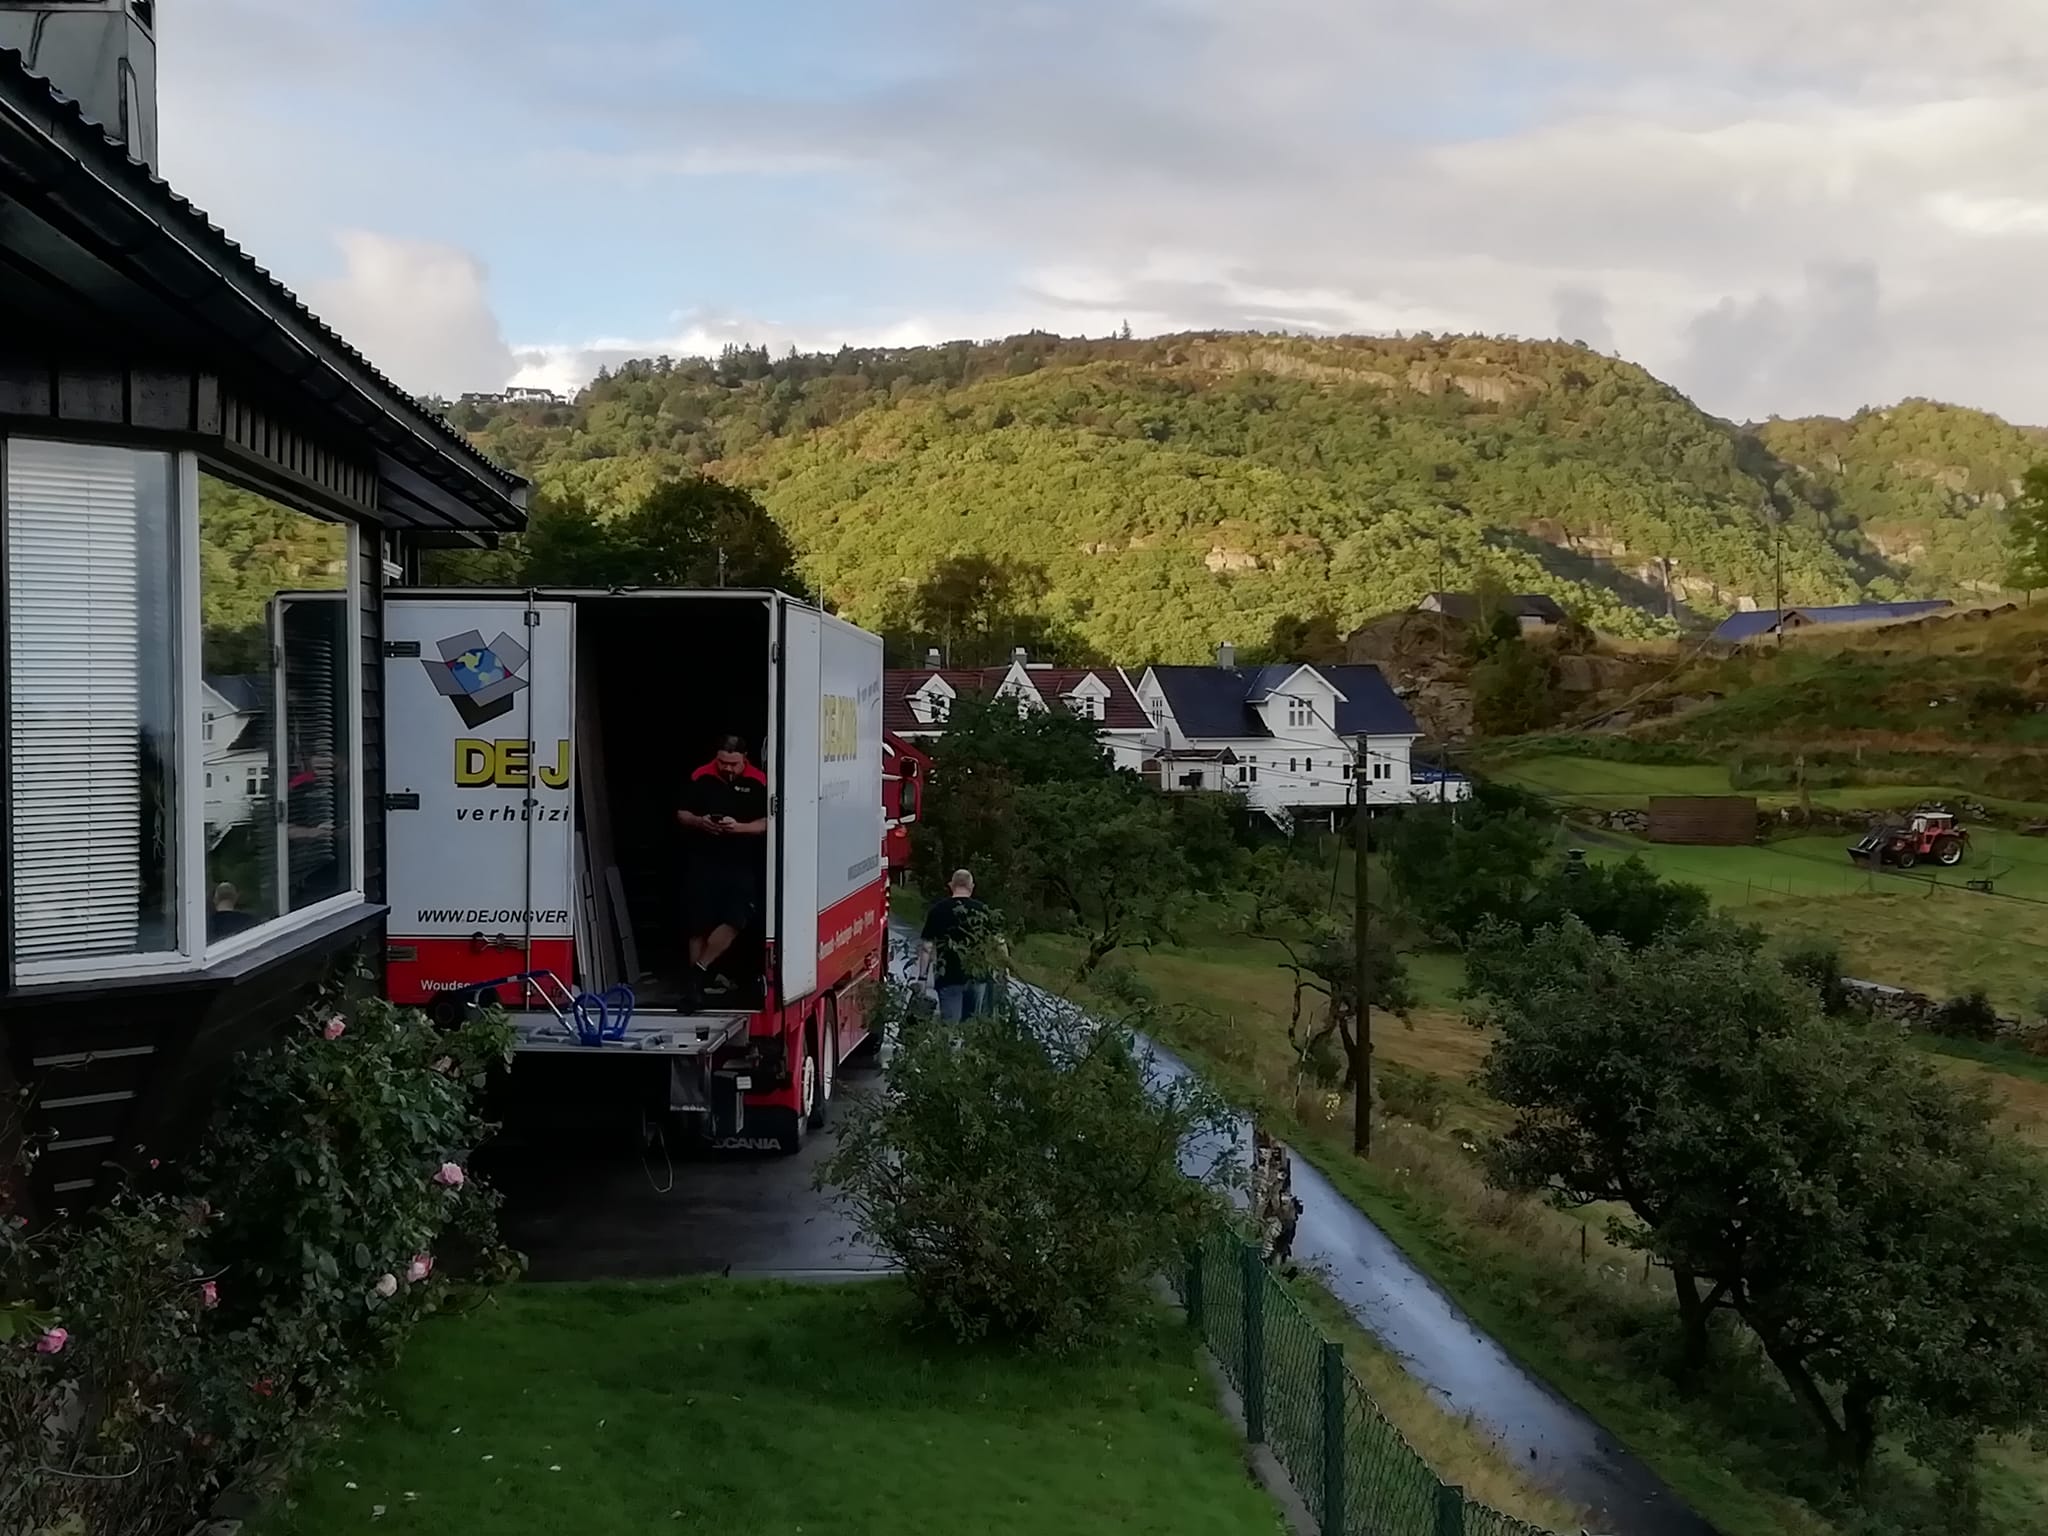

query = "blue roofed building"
[
  {"left": 1132, "top": 645, "right": 1461, "bottom": 821},
  {"left": 1709, "top": 601, "right": 1955, "bottom": 646}
]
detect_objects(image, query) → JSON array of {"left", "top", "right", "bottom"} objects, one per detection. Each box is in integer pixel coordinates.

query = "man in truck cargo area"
[{"left": 675, "top": 733, "right": 769, "bottom": 1010}]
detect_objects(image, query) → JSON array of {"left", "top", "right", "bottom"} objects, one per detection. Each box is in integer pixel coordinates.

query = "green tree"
[
  {"left": 1251, "top": 609, "right": 1346, "bottom": 664},
  {"left": 1470, "top": 631, "right": 1557, "bottom": 735},
  {"left": 2005, "top": 464, "right": 2048, "bottom": 596},
  {"left": 823, "top": 982, "right": 1233, "bottom": 1350},
  {"left": 615, "top": 475, "right": 800, "bottom": 590},
  {"left": 1242, "top": 844, "right": 1415, "bottom": 1099},
  {"left": 1014, "top": 777, "right": 1205, "bottom": 975},
  {"left": 915, "top": 694, "right": 1233, "bottom": 975},
  {"left": 1470, "top": 916, "right": 2048, "bottom": 1495},
  {"left": 880, "top": 554, "right": 1088, "bottom": 667},
  {"left": 517, "top": 492, "right": 636, "bottom": 586},
  {"left": 1519, "top": 854, "right": 1710, "bottom": 949},
  {"left": 1379, "top": 791, "right": 1555, "bottom": 943},
  {"left": 924, "top": 691, "right": 1117, "bottom": 790}
]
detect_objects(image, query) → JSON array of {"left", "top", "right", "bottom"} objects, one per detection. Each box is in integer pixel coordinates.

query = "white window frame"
[
  {"left": 7, "top": 446, "right": 367, "bottom": 984},
  {"left": 1287, "top": 696, "right": 1314, "bottom": 729}
]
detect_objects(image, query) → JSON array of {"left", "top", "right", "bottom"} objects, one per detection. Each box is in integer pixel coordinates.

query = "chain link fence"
[{"left": 1176, "top": 1226, "right": 1556, "bottom": 1536}]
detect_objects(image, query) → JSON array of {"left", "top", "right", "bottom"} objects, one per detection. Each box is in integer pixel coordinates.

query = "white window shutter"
[{"left": 6, "top": 441, "right": 172, "bottom": 962}]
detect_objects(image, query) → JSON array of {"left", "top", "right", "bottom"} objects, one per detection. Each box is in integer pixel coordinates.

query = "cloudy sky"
[{"left": 157, "top": 0, "right": 2048, "bottom": 424}]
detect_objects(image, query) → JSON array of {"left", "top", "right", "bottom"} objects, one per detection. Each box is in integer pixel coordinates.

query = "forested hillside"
[
  {"left": 1756, "top": 398, "right": 2048, "bottom": 598},
  {"left": 430, "top": 332, "right": 2043, "bottom": 662}
]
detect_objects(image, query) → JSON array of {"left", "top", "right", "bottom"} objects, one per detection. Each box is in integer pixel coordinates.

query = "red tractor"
[{"left": 1848, "top": 805, "right": 1970, "bottom": 870}]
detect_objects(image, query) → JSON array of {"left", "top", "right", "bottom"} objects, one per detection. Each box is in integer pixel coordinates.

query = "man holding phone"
[{"left": 675, "top": 732, "right": 769, "bottom": 1010}]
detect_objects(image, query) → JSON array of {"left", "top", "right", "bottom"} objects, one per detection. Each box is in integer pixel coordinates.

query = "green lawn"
[
  {"left": 1574, "top": 830, "right": 2048, "bottom": 1013},
  {"left": 261, "top": 1281, "right": 1283, "bottom": 1536},
  {"left": 1494, "top": 753, "right": 2048, "bottom": 822}
]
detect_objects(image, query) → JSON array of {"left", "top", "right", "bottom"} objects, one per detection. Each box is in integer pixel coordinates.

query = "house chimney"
[
  {"left": 1012, "top": 647, "right": 1028, "bottom": 665},
  {"left": 924, "top": 647, "right": 941, "bottom": 668},
  {"left": 1216, "top": 641, "right": 1236, "bottom": 669},
  {"left": 0, "top": 3, "right": 158, "bottom": 169}
]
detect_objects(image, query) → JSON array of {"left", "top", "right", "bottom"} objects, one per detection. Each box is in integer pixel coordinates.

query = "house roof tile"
[{"left": 1146, "top": 663, "right": 1418, "bottom": 740}]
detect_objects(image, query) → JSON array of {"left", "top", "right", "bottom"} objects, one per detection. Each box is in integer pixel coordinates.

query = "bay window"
[{"left": 3, "top": 439, "right": 364, "bottom": 982}]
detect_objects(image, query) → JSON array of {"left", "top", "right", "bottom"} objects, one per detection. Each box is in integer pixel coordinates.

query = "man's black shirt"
[
  {"left": 680, "top": 759, "right": 768, "bottom": 872},
  {"left": 922, "top": 895, "right": 996, "bottom": 988}
]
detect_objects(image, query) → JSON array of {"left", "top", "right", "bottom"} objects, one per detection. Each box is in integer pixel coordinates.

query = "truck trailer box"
[{"left": 381, "top": 587, "right": 886, "bottom": 1151}]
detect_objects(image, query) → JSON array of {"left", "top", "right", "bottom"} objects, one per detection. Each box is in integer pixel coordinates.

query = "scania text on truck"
[{"left": 380, "top": 587, "right": 887, "bottom": 1153}]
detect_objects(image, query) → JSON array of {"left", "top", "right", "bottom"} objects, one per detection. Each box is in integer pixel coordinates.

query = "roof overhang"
[{"left": 0, "top": 50, "right": 527, "bottom": 533}]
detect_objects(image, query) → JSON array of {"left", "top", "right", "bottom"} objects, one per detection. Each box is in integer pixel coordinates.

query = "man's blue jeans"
[{"left": 936, "top": 980, "right": 992, "bottom": 1022}]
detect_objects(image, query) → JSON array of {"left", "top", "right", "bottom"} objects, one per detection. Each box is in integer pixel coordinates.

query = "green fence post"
[
  {"left": 1434, "top": 1483, "right": 1466, "bottom": 1536},
  {"left": 1320, "top": 1340, "right": 1345, "bottom": 1536},
  {"left": 1186, "top": 1244, "right": 1206, "bottom": 1334},
  {"left": 1241, "top": 1241, "right": 1266, "bottom": 1444}
]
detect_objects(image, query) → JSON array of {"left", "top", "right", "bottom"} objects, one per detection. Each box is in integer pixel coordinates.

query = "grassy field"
[
  {"left": 1561, "top": 828, "right": 2048, "bottom": 1015},
  {"left": 1015, "top": 924, "right": 2048, "bottom": 1536},
  {"left": 1495, "top": 752, "right": 2048, "bottom": 822},
  {"left": 260, "top": 1281, "right": 1284, "bottom": 1536}
]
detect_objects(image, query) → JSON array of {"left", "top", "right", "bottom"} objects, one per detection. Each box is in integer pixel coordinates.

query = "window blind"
[{"left": 6, "top": 440, "right": 176, "bottom": 963}]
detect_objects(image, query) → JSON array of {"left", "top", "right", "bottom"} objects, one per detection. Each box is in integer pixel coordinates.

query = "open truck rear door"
[{"left": 382, "top": 596, "right": 575, "bottom": 1005}]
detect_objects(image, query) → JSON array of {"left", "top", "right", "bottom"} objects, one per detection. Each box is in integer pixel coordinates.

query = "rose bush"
[{"left": 1, "top": 986, "right": 519, "bottom": 1536}]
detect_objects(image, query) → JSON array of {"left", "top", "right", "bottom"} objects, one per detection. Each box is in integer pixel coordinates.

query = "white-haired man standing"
[{"left": 917, "top": 867, "right": 1002, "bottom": 1021}]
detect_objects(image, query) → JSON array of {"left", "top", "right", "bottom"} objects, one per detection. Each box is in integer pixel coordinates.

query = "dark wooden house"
[{"left": 0, "top": 6, "right": 528, "bottom": 1216}]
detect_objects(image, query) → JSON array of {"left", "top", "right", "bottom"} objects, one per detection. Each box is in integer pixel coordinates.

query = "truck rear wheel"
[
  {"left": 1934, "top": 835, "right": 1964, "bottom": 866},
  {"left": 768, "top": 1036, "right": 822, "bottom": 1155},
  {"left": 805, "top": 1022, "right": 832, "bottom": 1132}
]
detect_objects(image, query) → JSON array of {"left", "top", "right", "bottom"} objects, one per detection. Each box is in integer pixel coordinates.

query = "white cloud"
[
  {"left": 308, "top": 233, "right": 517, "bottom": 396},
  {"left": 154, "top": 0, "right": 2048, "bottom": 424}
]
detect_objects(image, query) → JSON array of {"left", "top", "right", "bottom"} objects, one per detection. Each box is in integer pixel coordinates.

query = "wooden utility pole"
[
  {"left": 1352, "top": 767, "right": 1372, "bottom": 1157},
  {"left": 1771, "top": 503, "right": 1784, "bottom": 649}
]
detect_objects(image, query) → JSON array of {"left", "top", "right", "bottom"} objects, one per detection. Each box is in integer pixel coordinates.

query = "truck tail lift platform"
[{"left": 380, "top": 587, "right": 888, "bottom": 1154}]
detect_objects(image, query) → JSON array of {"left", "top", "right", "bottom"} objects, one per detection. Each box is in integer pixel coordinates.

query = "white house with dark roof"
[{"left": 1134, "top": 656, "right": 1466, "bottom": 818}]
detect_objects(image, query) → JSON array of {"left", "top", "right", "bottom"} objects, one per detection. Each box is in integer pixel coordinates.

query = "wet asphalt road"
[{"left": 478, "top": 1065, "right": 891, "bottom": 1283}]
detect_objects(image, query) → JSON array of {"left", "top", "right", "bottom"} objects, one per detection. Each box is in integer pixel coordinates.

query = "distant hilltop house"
[
  {"left": 457, "top": 386, "right": 569, "bottom": 408},
  {"left": 884, "top": 651, "right": 1155, "bottom": 771},
  {"left": 1709, "top": 601, "right": 1955, "bottom": 646},
  {"left": 1133, "top": 644, "right": 1468, "bottom": 821},
  {"left": 1416, "top": 591, "right": 1568, "bottom": 633}
]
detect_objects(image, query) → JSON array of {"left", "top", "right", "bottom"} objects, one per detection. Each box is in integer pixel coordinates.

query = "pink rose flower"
[
  {"left": 374, "top": 1273, "right": 399, "bottom": 1299},
  {"left": 322, "top": 1016, "right": 347, "bottom": 1041},
  {"left": 35, "top": 1327, "right": 67, "bottom": 1355},
  {"left": 199, "top": 1280, "right": 219, "bottom": 1310},
  {"left": 432, "top": 1162, "right": 465, "bottom": 1189},
  {"left": 406, "top": 1254, "right": 434, "bottom": 1284}
]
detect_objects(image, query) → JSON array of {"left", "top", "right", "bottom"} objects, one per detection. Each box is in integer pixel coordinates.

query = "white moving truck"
[{"left": 381, "top": 587, "right": 886, "bottom": 1152}]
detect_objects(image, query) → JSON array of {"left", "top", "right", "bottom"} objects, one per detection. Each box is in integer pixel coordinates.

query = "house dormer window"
[
  {"left": 1287, "top": 696, "right": 1314, "bottom": 729},
  {"left": 1069, "top": 694, "right": 1103, "bottom": 721}
]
